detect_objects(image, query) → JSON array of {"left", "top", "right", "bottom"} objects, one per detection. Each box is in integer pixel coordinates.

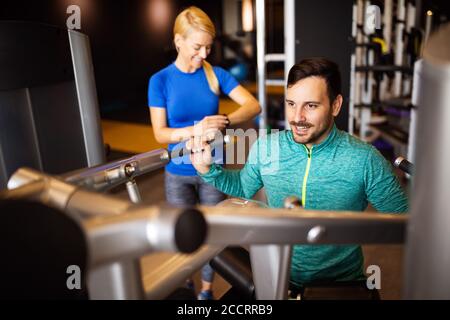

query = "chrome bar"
[
  {"left": 83, "top": 205, "right": 206, "bottom": 267},
  {"left": 61, "top": 135, "right": 231, "bottom": 192},
  {"left": 7, "top": 167, "right": 48, "bottom": 189},
  {"left": 0, "top": 179, "right": 46, "bottom": 201},
  {"left": 4, "top": 169, "right": 208, "bottom": 266},
  {"left": 5, "top": 168, "right": 78, "bottom": 210},
  {"left": 141, "top": 203, "right": 406, "bottom": 300},
  {"left": 143, "top": 197, "right": 260, "bottom": 300},
  {"left": 202, "top": 206, "right": 407, "bottom": 245},
  {"left": 62, "top": 148, "right": 169, "bottom": 191}
]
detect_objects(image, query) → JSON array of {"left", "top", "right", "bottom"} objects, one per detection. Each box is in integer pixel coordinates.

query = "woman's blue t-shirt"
[{"left": 148, "top": 63, "right": 239, "bottom": 176}]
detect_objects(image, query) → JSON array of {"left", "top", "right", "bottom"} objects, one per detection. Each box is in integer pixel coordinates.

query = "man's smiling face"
[{"left": 285, "top": 76, "right": 342, "bottom": 147}]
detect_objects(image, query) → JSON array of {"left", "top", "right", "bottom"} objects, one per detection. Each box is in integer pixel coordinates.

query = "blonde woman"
[{"left": 148, "top": 6, "right": 260, "bottom": 300}]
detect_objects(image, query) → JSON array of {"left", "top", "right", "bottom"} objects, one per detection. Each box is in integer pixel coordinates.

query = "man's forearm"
[{"left": 199, "top": 164, "right": 248, "bottom": 199}]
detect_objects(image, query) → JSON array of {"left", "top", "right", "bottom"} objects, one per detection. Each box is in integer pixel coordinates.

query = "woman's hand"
[
  {"left": 193, "top": 115, "right": 229, "bottom": 139},
  {"left": 150, "top": 108, "right": 229, "bottom": 144}
]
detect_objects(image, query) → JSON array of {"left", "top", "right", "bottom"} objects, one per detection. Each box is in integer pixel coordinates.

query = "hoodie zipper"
[{"left": 302, "top": 145, "right": 313, "bottom": 207}]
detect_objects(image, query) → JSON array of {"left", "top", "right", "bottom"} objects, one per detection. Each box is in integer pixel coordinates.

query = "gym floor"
[{"left": 101, "top": 93, "right": 405, "bottom": 300}]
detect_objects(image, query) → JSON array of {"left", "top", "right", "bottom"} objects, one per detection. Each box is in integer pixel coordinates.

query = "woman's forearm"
[
  {"left": 227, "top": 98, "right": 261, "bottom": 126},
  {"left": 153, "top": 126, "right": 195, "bottom": 144}
]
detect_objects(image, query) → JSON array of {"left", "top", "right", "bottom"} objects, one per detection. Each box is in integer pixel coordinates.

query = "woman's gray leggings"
[{"left": 164, "top": 170, "right": 226, "bottom": 283}]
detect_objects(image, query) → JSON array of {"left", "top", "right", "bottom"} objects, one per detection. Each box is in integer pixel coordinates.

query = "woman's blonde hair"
[{"left": 174, "top": 6, "right": 220, "bottom": 95}]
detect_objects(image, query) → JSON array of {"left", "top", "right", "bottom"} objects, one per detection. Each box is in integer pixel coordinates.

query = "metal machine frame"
[
  {"left": 2, "top": 143, "right": 407, "bottom": 300},
  {"left": 0, "top": 23, "right": 105, "bottom": 188}
]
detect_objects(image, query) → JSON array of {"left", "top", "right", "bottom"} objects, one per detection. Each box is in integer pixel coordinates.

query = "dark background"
[
  {"left": 1, "top": 0, "right": 225, "bottom": 122},
  {"left": 1, "top": 0, "right": 449, "bottom": 128},
  {"left": 295, "top": 0, "right": 354, "bottom": 131}
]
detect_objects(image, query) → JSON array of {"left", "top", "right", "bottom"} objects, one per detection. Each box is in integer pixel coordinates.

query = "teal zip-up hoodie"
[{"left": 200, "top": 124, "right": 408, "bottom": 287}]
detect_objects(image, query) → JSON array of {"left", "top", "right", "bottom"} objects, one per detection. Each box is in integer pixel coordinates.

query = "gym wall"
[{"left": 295, "top": 0, "right": 353, "bottom": 132}]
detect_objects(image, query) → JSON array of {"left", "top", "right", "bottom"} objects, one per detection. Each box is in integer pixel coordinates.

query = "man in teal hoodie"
[{"left": 188, "top": 57, "right": 408, "bottom": 290}]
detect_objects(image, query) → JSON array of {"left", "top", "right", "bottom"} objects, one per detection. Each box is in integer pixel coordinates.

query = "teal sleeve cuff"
[{"left": 198, "top": 164, "right": 223, "bottom": 180}]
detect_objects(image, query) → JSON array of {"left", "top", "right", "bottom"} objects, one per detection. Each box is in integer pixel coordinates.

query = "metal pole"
[
  {"left": 256, "top": 0, "right": 267, "bottom": 129},
  {"left": 404, "top": 23, "right": 450, "bottom": 299},
  {"left": 402, "top": 1, "right": 416, "bottom": 96},
  {"left": 383, "top": 0, "right": 393, "bottom": 53},
  {"left": 407, "top": 59, "right": 422, "bottom": 173},
  {"left": 126, "top": 179, "right": 142, "bottom": 204},
  {"left": 250, "top": 244, "right": 291, "bottom": 300},
  {"left": 394, "top": 0, "right": 406, "bottom": 96},
  {"left": 354, "top": 0, "right": 364, "bottom": 135},
  {"left": 380, "top": 0, "right": 393, "bottom": 100},
  {"left": 424, "top": 10, "right": 433, "bottom": 44},
  {"left": 349, "top": 1, "right": 357, "bottom": 135},
  {"left": 120, "top": 176, "right": 143, "bottom": 299},
  {"left": 68, "top": 30, "right": 105, "bottom": 166},
  {"left": 361, "top": 43, "right": 374, "bottom": 140},
  {"left": 284, "top": 0, "right": 295, "bottom": 129}
]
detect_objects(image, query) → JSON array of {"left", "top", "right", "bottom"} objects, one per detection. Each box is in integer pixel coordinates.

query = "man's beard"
[{"left": 290, "top": 116, "right": 333, "bottom": 145}]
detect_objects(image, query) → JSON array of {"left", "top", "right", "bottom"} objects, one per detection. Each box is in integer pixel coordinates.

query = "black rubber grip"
[
  {"left": 174, "top": 208, "right": 207, "bottom": 253},
  {"left": 394, "top": 157, "right": 414, "bottom": 175},
  {"left": 210, "top": 247, "right": 255, "bottom": 299}
]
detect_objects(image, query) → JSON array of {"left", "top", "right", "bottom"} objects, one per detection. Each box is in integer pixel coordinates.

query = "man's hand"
[{"left": 186, "top": 135, "right": 213, "bottom": 175}]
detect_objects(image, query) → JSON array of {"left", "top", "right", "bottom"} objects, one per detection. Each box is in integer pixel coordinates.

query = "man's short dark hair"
[{"left": 287, "top": 58, "right": 342, "bottom": 104}]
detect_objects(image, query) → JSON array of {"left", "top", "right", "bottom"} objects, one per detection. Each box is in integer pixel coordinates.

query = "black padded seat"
[{"left": 0, "top": 199, "right": 89, "bottom": 299}]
